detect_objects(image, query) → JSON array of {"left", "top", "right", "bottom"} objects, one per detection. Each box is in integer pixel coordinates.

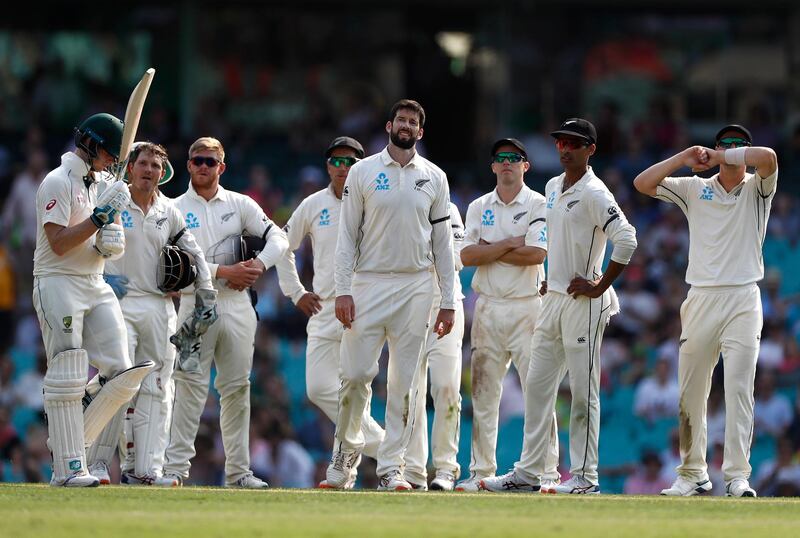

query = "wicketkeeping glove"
[
  {"left": 170, "top": 288, "right": 218, "bottom": 373},
  {"left": 91, "top": 181, "right": 131, "bottom": 227},
  {"left": 103, "top": 273, "right": 129, "bottom": 299}
]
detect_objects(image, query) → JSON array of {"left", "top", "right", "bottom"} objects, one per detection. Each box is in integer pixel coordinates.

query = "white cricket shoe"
[
  {"left": 88, "top": 461, "right": 111, "bottom": 485},
  {"left": 726, "top": 478, "right": 757, "bottom": 498},
  {"left": 553, "top": 475, "right": 600, "bottom": 494},
  {"left": 454, "top": 476, "right": 482, "bottom": 492},
  {"left": 480, "top": 470, "right": 540, "bottom": 493},
  {"left": 540, "top": 478, "right": 560, "bottom": 494},
  {"left": 51, "top": 470, "right": 100, "bottom": 487},
  {"left": 325, "top": 448, "right": 361, "bottom": 489},
  {"left": 430, "top": 471, "right": 456, "bottom": 491},
  {"left": 408, "top": 479, "right": 428, "bottom": 491},
  {"left": 377, "top": 470, "right": 412, "bottom": 491},
  {"left": 227, "top": 473, "right": 269, "bottom": 489},
  {"left": 154, "top": 473, "right": 183, "bottom": 487},
  {"left": 660, "top": 477, "right": 712, "bottom": 496}
]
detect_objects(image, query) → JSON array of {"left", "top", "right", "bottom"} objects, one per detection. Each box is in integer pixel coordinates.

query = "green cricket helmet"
[
  {"left": 123, "top": 141, "right": 175, "bottom": 185},
  {"left": 74, "top": 113, "right": 124, "bottom": 160}
]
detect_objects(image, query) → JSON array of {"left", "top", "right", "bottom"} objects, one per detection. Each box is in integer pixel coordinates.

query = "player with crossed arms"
[{"left": 634, "top": 124, "right": 778, "bottom": 497}]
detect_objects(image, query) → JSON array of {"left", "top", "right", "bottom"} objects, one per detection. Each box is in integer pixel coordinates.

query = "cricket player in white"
[
  {"left": 455, "top": 138, "right": 557, "bottom": 493},
  {"left": 634, "top": 124, "right": 777, "bottom": 498},
  {"left": 33, "top": 113, "right": 154, "bottom": 487},
  {"left": 276, "top": 136, "right": 385, "bottom": 488},
  {"left": 405, "top": 201, "right": 466, "bottom": 491},
  {"left": 482, "top": 119, "right": 637, "bottom": 495},
  {"left": 94, "top": 142, "right": 214, "bottom": 486},
  {"left": 326, "top": 99, "right": 456, "bottom": 491},
  {"left": 162, "top": 137, "right": 289, "bottom": 488}
]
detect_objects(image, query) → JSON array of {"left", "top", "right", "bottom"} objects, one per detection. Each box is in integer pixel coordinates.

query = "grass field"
[{"left": 2, "top": 483, "right": 799, "bottom": 538}]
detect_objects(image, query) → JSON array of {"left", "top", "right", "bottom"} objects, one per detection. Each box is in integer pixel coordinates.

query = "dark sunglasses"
[
  {"left": 328, "top": 156, "right": 359, "bottom": 168},
  {"left": 493, "top": 152, "right": 525, "bottom": 164},
  {"left": 716, "top": 137, "right": 751, "bottom": 149},
  {"left": 555, "top": 138, "right": 588, "bottom": 151},
  {"left": 190, "top": 156, "right": 221, "bottom": 167}
]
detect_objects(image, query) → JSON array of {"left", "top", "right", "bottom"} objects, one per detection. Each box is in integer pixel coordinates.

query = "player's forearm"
[
  {"left": 633, "top": 152, "right": 686, "bottom": 196},
  {"left": 432, "top": 229, "right": 456, "bottom": 309},
  {"left": 744, "top": 147, "right": 778, "bottom": 177},
  {"left": 460, "top": 243, "right": 512, "bottom": 266},
  {"left": 275, "top": 250, "right": 307, "bottom": 303},
  {"left": 496, "top": 246, "right": 546, "bottom": 266},
  {"left": 596, "top": 260, "right": 627, "bottom": 293},
  {"left": 44, "top": 219, "right": 99, "bottom": 256},
  {"left": 256, "top": 227, "right": 290, "bottom": 270}
]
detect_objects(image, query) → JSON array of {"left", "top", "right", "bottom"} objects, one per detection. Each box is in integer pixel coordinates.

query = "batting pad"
[
  {"left": 87, "top": 406, "right": 125, "bottom": 468},
  {"left": 84, "top": 361, "right": 154, "bottom": 447},
  {"left": 134, "top": 371, "right": 170, "bottom": 476},
  {"left": 45, "top": 349, "right": 89, "bottom": 482}
]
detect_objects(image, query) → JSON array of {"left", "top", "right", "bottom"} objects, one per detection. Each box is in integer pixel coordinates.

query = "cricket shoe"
[
  {"left": 51, "top": 470, "right": 100, "bottom": 487},
  {"left": 227, "top": 473, "right": 269, "bottom": 489},
  {"left": 88, "top": 461, "right": 111, "bottom": 485},
  {"left": 540, "top": 478, "right": 560, "bottom": 494},
  {"left": 454, "top": 476, "right": 482, "bottom": 492},
  {"left": 430, "top": 471, "right": 456, "bottom": 491},
  {"left": 325, "top": 448, "right": 361, "bottom": 489},
  {"left": 660, "top": 477, "right": 712, "bottom": 496},
  {"left": 553, "top": 475, "right": 600, "bottom": 494},
  {"left": 408, "top": 480, "right": 428, "bottom": 491},
  {"left": 377, "top": 470, "right": 412, "bottom": 491},
  {"left": 154, "top": 473, "right": 183, "bottom": 487},
  {"left": 480, "top": 470, "right": 540, "bottom": 493},
  {"left": 726, "top": 479, "right": 757, "bottom": 498}
]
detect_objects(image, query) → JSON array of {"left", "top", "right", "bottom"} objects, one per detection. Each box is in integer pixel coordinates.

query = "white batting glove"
[
  {"left": 94, "top": 223, "right": 126, "bottom": 259},
  {"left": 91, "top": 182, "right": 131, "bottom": 227}
]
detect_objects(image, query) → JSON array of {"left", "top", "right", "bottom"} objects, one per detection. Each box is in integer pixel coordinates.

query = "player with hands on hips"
[
  {"left": 33, "top": 113, "right": 154, "bottom": 487},
  {"left": 634, "top": 125, "right": 778, "bottom": 498},
  {"left": 276, "top": 136, "right": 386, "bottom": 489}
]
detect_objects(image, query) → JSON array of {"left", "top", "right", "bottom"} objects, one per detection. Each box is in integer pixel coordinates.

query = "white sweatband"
[{"left": 724, "top": 147, "right": 747, "bottom": 166}]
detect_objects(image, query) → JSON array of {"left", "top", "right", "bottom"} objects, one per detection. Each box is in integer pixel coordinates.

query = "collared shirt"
[
  {"left": 105, "top": 192, "right": 212, "bottom": 297},
  {"left": 174, "top": 183, "right": 288, "bottom": 296},
  {"left": 34, "top": 152, "right": 112, "bottom": 277},
  {"left": 544, "top": 166, "right": 637, "bottom": 295},
  {"left": 463, "top": 184, "right": 547, "bottom": 299},
  {"left": 655, "top": 170, "right": 778, "bottom": 286},
  {"left": 276, "top": 184, "right": 342, "bottom": 302},
  {"left": 335, "top": 147, "right": 455, "bottom": 309}
]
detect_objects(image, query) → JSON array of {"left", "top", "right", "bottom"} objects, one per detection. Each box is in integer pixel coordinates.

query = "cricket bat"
[{"left": 117, "top": 67, "right": 155, "bottom": 179}]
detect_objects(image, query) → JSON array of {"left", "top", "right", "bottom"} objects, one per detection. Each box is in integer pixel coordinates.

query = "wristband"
[{"left": 724, "top": 147, "right": 747, "bottom": 166}]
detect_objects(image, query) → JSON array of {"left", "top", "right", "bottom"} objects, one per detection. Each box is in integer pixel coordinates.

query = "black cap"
[
  {"left": 325, "top": 136, "right": 365, "bottom": 159},
  {"left": 550, "top": 118, "right": 597, "bottom": 145},
  {"left": 715, "top": 124, "right": 752, "bottom": 144},
  {"left": 491, "top": 138, "right": 528, "bottom": 160}
]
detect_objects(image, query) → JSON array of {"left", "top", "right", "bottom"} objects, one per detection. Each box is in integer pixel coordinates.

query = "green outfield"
[{"left": 1, "top": 483, "right": 799, "bottom": 538}]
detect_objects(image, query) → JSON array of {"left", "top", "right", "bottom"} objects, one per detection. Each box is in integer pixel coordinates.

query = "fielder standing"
[
  {"left": 482, "top": 118, "right": 637, "bottom": 494},
  {"left": 326, "top": 99, "right": 456, "bottom": 491},
  {"left": 276, "top": 136, "right": 385, "bottom": 489},
  {"left": 33, "top": 113, "right": 154, "bottom": 487},
  {"left": 633, "top": 125, "right": 777, "bottom": 497},
  {"left": 162, "top": 137, "right": 288, "bottom": 488}
]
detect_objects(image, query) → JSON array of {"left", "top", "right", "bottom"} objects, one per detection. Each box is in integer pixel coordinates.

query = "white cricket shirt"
[
  {"left": 463, "top": 184, "right": 548, "bottom": 299},
  {"left": 654, "top": 170, "right": 777, "bottom": 286},
  {"left": 432, "top": 202, "right": 465, "bottom": 302}
]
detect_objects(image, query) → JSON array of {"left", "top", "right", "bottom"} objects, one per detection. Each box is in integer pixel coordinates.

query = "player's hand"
[
  {"left": 103, "top": 273, "right": 129, "bottom": 299},
  {"left": 91, "top": 181, "right": 130, "bottom": 227},
  {"left": 683, "top": 145, "right": 712, "bottom": 173},
  {"left": 567, "top": 276, "right": 604, "bottom": 299},
  {"left": 336, "top": 295, "right": 356, "bottom": 329},
  {"left": 221, "top": 262, "right": 262, "bottom": 291},
  {"left": 94, "top": 223, "right": 126, "bottom": 258},
  {"left": 433, "top": 308, "right": 455, "bottom": 339},
  {"left": 297, "top": 292, "right": 322, "bottom": 317},
  {"left": 539, "top": 280, "right": 548, "bottom": 296}
]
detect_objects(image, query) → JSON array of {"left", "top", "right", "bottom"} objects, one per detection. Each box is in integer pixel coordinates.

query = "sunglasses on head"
[
  {"left": 190, "top": 156, "right": 221, "bottom": 168},
  {"left": 716, "top": 137, "right": 751, "bottom": 149},
  {"left": 493, "top": 152, "right": 525, "bottom": 164},
  {"left": 555, "top": 138, "right": 588, "bottom": 151},
  {"left": 328, "top": 156, "right": 359, "bottom": 168}
]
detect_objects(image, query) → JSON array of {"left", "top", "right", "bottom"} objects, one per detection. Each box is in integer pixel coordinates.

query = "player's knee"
[
  {"left": 306, "top": 379, "right": 332, "bottom": 407},
  {"left": 340, "top": 364, "right": 378, "bottom": 387}
]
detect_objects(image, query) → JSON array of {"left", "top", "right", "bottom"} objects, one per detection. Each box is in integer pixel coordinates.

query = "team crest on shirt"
[
  {"left": 375, "top": 173, "right": 390, "bottom": 191},
  {"left": 546, "top": 191, "right": 556, "bottom": 209},
  {"left": 62, "top": 316, "right": 73, "bottom": 334},
  {"left": 414, "top": 179, "right": 431, "bottom": 191},
  {"left": 121, "top": 211, "right": 134, "bottom": 229},
  {"left": 512, "top": 211, "right": 527, "bottom": 223},
  {"left": 185, "top": 213, "right": 200, "bottom": 229},
  {"left": 482, "top": 209, "right": 495, "bottom": 226},
  {"left": 319, "top": 208, "right": 331, "bottom": 226},
  {"left": 155, "top": 217, "right": 168, "bottom": 229},
  {"left": 567, "top": 200, "right": 580, "bottom": 211},
  {"left": 700, "top": 186, "right": 714, "bottom": 201},
  {"left": 221, "top": 212, "right": 235, "bottom": 223}
]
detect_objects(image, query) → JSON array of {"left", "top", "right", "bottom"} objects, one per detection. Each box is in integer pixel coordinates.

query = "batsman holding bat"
[
  {"left": 33, "top": 112, "right": 154, "bottom": 487},
  {"left": 634, "top": 124, "right": 778, "bottom": 498}
]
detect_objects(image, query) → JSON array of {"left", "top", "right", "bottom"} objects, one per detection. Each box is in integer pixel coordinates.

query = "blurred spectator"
[
  {"left": 633, "top": 356, "right": 679, "bottom": 422},
  {"left": 623, "top": 451, "right": 672, "bottom": 495},
  {"left": 251, "top": 413, "right": 314, "bottom": 488},
  {"left": 753, "top": 437, "right": 800, "bottom": 497},
  {"left": 753, "top": 369, "right": 792, "bottom": 438}
]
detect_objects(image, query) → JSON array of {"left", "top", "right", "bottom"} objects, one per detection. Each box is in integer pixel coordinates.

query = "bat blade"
[{"left": 117, "top": 68, "right": 155, "bottom": 179}]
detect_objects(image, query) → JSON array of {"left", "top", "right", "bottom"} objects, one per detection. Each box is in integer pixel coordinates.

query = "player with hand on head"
[
  {"left": 455, "top": 138, "right": 558, "bottom": 492},
  {"left": 482, "top": 119, "right": 637, "bottom": 495},
  {"left": 634, "top": 125, "right": 778, "bottom": 498},
  {"left": 162, "top": 137, "right": 288, "bottom": 488},
  {"left": 89, "top": 142, "right": 214, "bottom": 487},
  {"left": 33, "top": 113, "right": 154, "bottom": 487},
  {"left": 276, "top": 136, "right": 386, "bottom": 489},
  {"left": 326, "top": 99, "right": 456, "bottom": 491}
]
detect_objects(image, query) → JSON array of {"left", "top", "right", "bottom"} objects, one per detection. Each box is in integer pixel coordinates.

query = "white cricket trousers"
[
  {"left": 405, "top": 298, "right": 465, "bottom": 484},
  {"left": 516, "top": 291, "right": 611, "bottom": 485},
  {"left": 164, "top": 291, "right": 256, "bottom": 484},
  {"left": 335, "top": 270, "right": 434, "bottom": 478},
  {"left": 676, "top": 284, "right": 762, "bottom": 483},
  {"left": 306, "top": 299, "right": 385, "bottom": 459},
  {"left": 467, "top": 294, "right": 560, "bottom": 480}
]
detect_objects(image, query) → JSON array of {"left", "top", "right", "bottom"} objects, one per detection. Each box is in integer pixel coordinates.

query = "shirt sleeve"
[
  {"left": 38, "top": 175, "right": 72, "bottom": 228},
  {"left": 462, "top": 200, "right": 481, "bottom": 249},
  {"left": 450, "top": 203, "right": 465, "bottom": 272},
  {"left": 430, "top": 174, "right": 455, "bottom": 309},
  {"left": 755, "top": 168, "right": 778, "bottom": 198},
  {"left": 525, "top": 197, "right": 548, "bottom": 251},
  {"left": 334, "top": 169, "right": 363, "bottom": 296},
  {"left": 654, "top": 176, "right": 692, "bottom": 214},
  {"left": 590, "top": 187, "right": 637, "bottom": 265},
  {"left": 241, "top": 195, "right": 289, "bottom": 270},
  {"left": 275, "top": 201, "right": 309, "bottom": 304},
  {"left": 170, "top": 204, "right": 213, "bottom": 291}
]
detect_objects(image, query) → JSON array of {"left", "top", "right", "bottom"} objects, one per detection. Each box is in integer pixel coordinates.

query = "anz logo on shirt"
[
  {"left": 319, "top": 208, "right": 331, "bottom": 226},
  {"left": 121, "top": 210, "right": 134, "bottom": 229},
  {"left": 546, "top": 191, "right": 556, "bottom": 209},
  {"left": 375, "top": 173, "right": 390, "bottom": 191},
  {"left": 481, "top": 209, "right": 495, "bottom": 226},
  {"left": 700, "top": 186, "right": 714, "bottom": 201},
  {"left": 539, "top": 226, "right": 547, "bottom": 243},
  {"left": 185, "top": 212, "right": 200, "bottom": 229}
]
